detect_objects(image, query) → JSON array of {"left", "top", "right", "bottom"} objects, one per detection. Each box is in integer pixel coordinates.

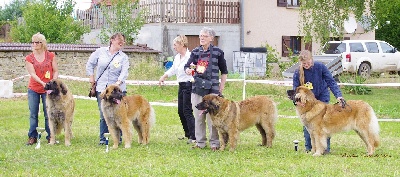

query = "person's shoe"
[
  {"left": 187, "top": 139, "right": 196, "bottom": 144},
  {"left": 305, "top": 149, "right": 311, "bottom": 153},
  {"left": 98, "top": 141, "right": 106, "bottom": 145},
  {"left": 178, "top": 136, "right": 186, "bottom": 140},
  {"left": 26, "top": 137, "right": 37, "bottom": 145},
  {"left": 323, "top": 150, "right": 331, "bottom": 155},
  {"left": 211, "top": 146, "right": 220, "bottom": 151}
]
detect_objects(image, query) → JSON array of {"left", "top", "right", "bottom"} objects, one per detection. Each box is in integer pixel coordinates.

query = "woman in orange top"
[{"left": 25, "top": 33, "right": 59, "bottom": 145}]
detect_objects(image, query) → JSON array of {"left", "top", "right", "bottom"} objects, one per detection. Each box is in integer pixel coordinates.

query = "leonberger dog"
[
  {"left": 293, "top": 86, "right": 380, "bottom": 156},
  {"left": 196, "top": 94, "right": 278, "bottom": 151},
  {"left": 100, "top": 85, "right": 155, "bottom": 149},
  {"left": 44, "top": 79, "right": 75, "bottom": 146}
]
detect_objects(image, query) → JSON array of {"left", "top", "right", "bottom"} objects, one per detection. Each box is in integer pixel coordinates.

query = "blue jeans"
[
  {"left": 303, "top": 126, "right": 331, "bottom": 152},
  {"left": 96, "top": 91, "right": 124, "bottom": 143},
  {"left": 27, "top": 89, "right": 50, "bottom": 140}
]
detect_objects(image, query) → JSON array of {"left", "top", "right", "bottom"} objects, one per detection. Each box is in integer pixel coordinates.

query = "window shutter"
[
  {"left": 277, "top": 0, "right": 287, "bottom": 7},
  {"left": 282, "top": 36, "right": 291, "bottom": 57}
]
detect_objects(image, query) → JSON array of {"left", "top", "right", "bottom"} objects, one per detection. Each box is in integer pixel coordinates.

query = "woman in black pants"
[{"left": 159, "top": 35, "right": 196, "bottom": 144}]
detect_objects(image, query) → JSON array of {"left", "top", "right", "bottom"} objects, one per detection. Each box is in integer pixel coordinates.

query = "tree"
[
  {"left": 98, "top": 0, "right": 145, "bottom": 45},
  {"left": 375, "top": 0, "right": 400, "bottom": 48},
  {"left": 299, "top": 0, "right": 378, "bottom": 47},
  {"left": 10, "top": 0, "right": 90, "bottom": 43},
  {"left": 0, "top": 0, "right": 27, "bottom": 21}
]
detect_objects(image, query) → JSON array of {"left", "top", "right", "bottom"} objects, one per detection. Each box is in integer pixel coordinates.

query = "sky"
[{"left": 0, "top": 0, "right": 92, "bottom": 10}]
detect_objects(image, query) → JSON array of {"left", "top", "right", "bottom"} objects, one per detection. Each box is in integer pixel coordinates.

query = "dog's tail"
[
  {"left": 368, "top": 108, "right": 380, "bottom": 148},
  {"left": 272, "top": 101, "right": 278, "bottom": 124},
  {"left": 149, "top": 106, "right": 156, "bottom": 128}
]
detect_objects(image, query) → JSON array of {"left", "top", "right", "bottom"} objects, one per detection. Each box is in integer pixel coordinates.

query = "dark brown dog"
[
  {"left": 100, "top": 85, "right": 155, "bottom": 149},
  {"left": 44, "top": 79, "right": 75, "bottom": 146},
  {"left": 196, "top": 94, "right": 278, "bottom": 151},
  {"left": 293, "top": 86, "right": 380, "bottom": 156}
]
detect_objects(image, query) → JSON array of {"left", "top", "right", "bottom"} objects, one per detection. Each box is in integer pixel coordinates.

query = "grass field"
[{"left": 2, "top": 60, "right": 400, "bottom": 176}]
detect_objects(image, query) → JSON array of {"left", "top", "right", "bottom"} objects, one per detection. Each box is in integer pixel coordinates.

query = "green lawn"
[{"left": 1, "top": 81, "right": 400, "bottom": 176}]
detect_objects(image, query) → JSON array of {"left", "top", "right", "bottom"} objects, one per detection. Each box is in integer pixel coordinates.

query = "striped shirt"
[{"left": 185, "top": 44, "right": 228, "bottom": 95}]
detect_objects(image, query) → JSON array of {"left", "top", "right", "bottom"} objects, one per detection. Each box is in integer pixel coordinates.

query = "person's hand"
[
  {"left": 185, "top": 68, "right": 194, "bottom": 75},
  {"left": 115, "top": 80, "right": 122, "bottom": 86},
  {"left": 40, "top": 81, "right": 46, "bottom": 88},
  {"left": 159, "top": 75, "right": 167, "bottom": 86},
  {"left": 158, "top": 77, "right": 165, "bottom": 86},
  {"left": 337, "top": 97, "right": 344, "bottom": 102}
]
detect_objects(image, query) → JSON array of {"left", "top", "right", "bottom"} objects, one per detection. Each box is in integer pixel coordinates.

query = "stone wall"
[
  {"left": 0, "top": 51, "right": 159, "bottom": 80},
  {"left": 0, "top": 43, "right": 160, "bottom": 96},
  {"left": 0, "top": 43, "right": 161, "bottom": 81}
]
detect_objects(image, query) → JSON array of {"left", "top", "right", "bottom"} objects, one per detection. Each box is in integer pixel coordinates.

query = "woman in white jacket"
[{"left": 159, "top": 35, "right": 196, "bottom": 144}]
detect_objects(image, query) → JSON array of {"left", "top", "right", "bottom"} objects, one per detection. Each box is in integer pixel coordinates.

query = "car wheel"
[{"left": 358, "top": 63, "right": 371, "bottom": 78}]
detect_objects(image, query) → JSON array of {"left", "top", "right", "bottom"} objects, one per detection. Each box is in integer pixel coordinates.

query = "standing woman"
[
  {"left": 86, "top": 33, "right": 130, "bottom": 145},
  {"left": 159, "top": 35, "right": 196, "bottom": 144},
  {"left": 292, "top": 50, "right": 344, "bottom": 154},
  {"left": 184, "top": 27, "right": 228, "bottom": 151},
  {"left": 25, "top": 32, "right": 59, "bottom": 145}
]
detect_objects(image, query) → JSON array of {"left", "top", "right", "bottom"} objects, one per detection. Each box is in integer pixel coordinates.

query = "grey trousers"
[{"left": 191, "top": 93, "right": 220, "bottom": 148}]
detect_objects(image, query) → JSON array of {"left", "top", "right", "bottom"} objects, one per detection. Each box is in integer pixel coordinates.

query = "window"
[
  {"left": 365, "top": 42, "right": 379, "bottom": 53},
  {"left": 380, "top": 42, "right": 394, "bottom": 53},
  {"left": 282, "top": 36, "right": 304, "bottom": 57},
  {"left": 324, "top": 43, "right": 346, "bottom": 54},
  {"left": 278, "top": 0, "right": 300, "bottom": 7},
  {"left": 349, "top": 43, "right": 365, "bottom": 52},
  {"left": 287, "top": 0, "right": 300, "bottom": 6},
  {"left": 277, "top": 0, "right": 287, "bottom": 7}
]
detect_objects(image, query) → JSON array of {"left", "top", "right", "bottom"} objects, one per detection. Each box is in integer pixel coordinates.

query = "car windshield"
[{"left": 323, "top": 43, "right": 346, "bottom": 54}]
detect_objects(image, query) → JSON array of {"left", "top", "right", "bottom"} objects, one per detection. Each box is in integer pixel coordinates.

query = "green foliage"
[
  {"left": 299, "top": 0, "right": 378, "bottom": 46},
  {"left": 98, "top": 0, "right": 145, "bottom": 45},
  {"left": 375, "top": 0, "right": 400, "bottom": 49},
  {"left": 0, "top": 0, "right": 27, "bottom": 21},
  {"left": 264, "top": 43, "right": 298, "bottom": 78},
  {"left": 340, "top": 73, "right": 372, "bottom": 95},
  {"left": 9, "top": 0, "right": 90, "bottom": 43}
]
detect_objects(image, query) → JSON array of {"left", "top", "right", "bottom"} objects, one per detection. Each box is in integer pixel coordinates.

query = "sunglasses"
[{"left": 31, "top": 41, "right": 42, "bottom": 44}]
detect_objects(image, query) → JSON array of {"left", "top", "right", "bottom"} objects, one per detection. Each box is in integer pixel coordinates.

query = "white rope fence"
[{"left": 7, "top": 74, "right": 400, "bottom": 121}]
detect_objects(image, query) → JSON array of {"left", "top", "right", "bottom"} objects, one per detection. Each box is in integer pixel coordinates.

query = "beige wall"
[{"left": 242, "top": 0, "right": 375, "bottom": 57}]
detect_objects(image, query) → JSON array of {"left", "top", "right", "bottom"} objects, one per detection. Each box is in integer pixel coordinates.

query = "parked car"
[{"left": 322, "top": 40, "right": 400, "bottom": 77}]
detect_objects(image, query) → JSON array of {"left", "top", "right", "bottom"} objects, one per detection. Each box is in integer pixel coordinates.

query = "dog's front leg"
[
  {"left": 64, "top": 119, "right": 72, "bottom": 146},
  {"left": 228, "top": 127, "right": 239, "bottom": 152},
  {"left": 312, "top": 132, "right": 325, "bottom": 156},
  {"left": 48, "top": 117, "right": 57, "bottom": 145},
  {"left": 121, "top": 119, "right": 133, "bottom": 148},
  {"left": 217, "top": 130, "right": 226, "bottom": 151}
]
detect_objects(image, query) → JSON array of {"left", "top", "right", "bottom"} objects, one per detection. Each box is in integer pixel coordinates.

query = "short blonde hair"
[
  {"left": 31, "top": 32, "right": 48, "bottom": 51},
  {"left": 298, "top": 50, "right": 314, "bottom": 86},
  {"left": 173, "top": 35, "right": 188, "bottom": 47}
]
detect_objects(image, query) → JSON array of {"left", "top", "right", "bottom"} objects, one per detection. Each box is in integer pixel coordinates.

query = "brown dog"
[
  {"left": 196, "top": 94, "right": 278, "bottom": 151},
  {"left": 293, "top": 86, "right": 380, "bottom": 156},
  {"left": 44, "top": 79, "right": 75, "bottom": 146},
  {"left": 100, "top": 85, "right": 155, "bottom": 149}
]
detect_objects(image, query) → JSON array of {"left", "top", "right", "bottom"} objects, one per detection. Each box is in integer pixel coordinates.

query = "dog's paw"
[{"left": 312, "top": 153, "right": 323, "bottom": 156}]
